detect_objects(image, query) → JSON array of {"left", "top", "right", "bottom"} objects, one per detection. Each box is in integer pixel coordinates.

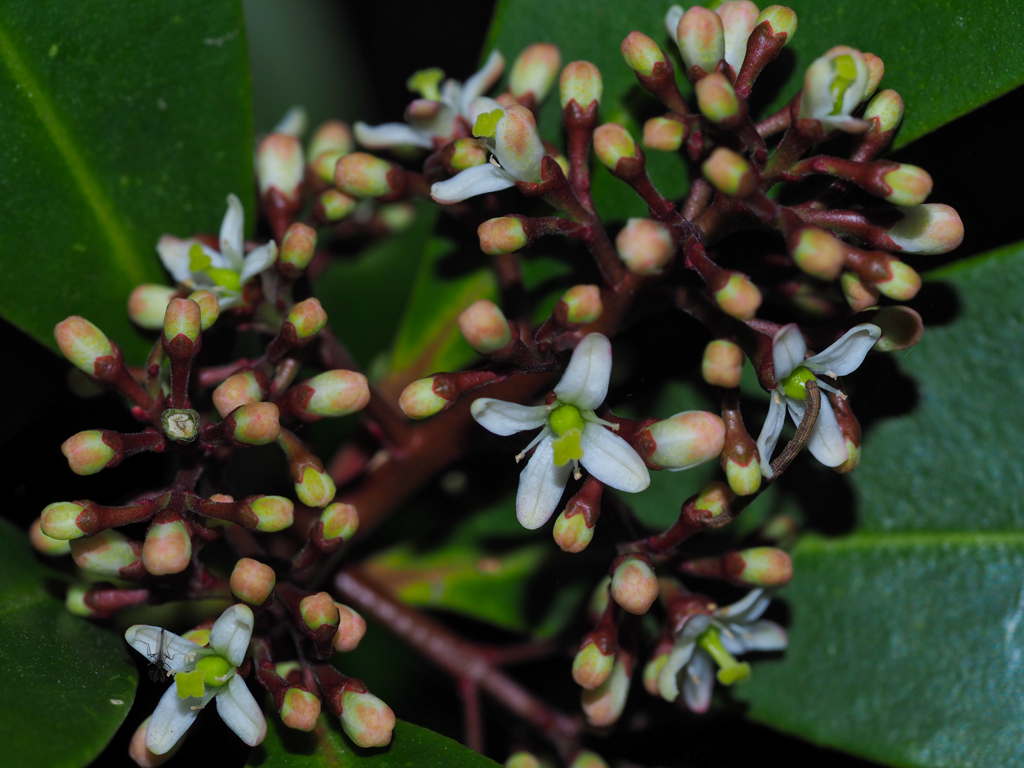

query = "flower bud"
[
  {"left": 800, "top": 47, "right": 870, "bottom": 132},
  {"left": 128, "top": 284, "right": 177, "bottom": 330},
  {"left": 789, "top": 226, "right": 846, "bottom": 280},
  {"left": 230, "top": 557, "right": 277, "bottom": 605},
  {"left": 163, "top": 298, "right": 201, "bottom": 343},
  {"left": 251, "top": 496, "right": 294, "bottom": 532},
  {"left": 65, "top": 584, "right": 96, "bottom": 618},
  {"left": 885, "top": 204, "right": 964, "bottom": 255},
  {"left": 311, "top": 150, "right": 345, "bottom": 184},
  {"left": 553, "top": 507, "right": 595, "bottom": 553},
  {"left": 586, "top": 576, "right": 611, "bottom": 624},
  {"left": 310, "top": 120, "right": 354, "bottom": 159},
  {"left": 702, "top": 340, "right": 744, "bottom": 388},
  {"left": 611, "top": 555, "right": 659, "bottom": 615},
  {"left": 340, "top": 689, "right": 395, "bottom": 748},
  {"left": 593, "top": 123, "right": 640, "bottom": 171},
  {"left": 72, "top": 530, "right": 142, "bottom": 580},
  {"left": 717, "top": 1, "right": 760, "bottom": 73},
  {"left": 492, "top": 106, "right": 546, "bottom": 183},
  {"left": 142, "top": 515, "right": 191, "bottom": 576},
  {"left": 258, "top": 133, "right": 304, "bottom": 202},
  {"left": 648, "top": 411, "right": 726, "bottom": 470},
  {"left": 581, "top": 656, "right": 630, "bottom": 727},
  {"left": 129, "top": 716, "right": 181, "bottom": 767},
  {"left": 286, "top": 297, "right": 328, "bottom": 340},
  {"left": 873, "top": 306, "right": 924, "bottom": 352},
  {"left": 573, "top": 640, "right": 615, "bottom": 690},
  {"left": 446, "top": 138, "right": 488, "bottom": 172},
  {"left": 881, "top": 164, "right": 932, "bottom": 206},
  {"left": 642, "top": 640, "right": 673, "bottom": 696},
  {"left": 695, "top": 72, "right": 740, "bottom": 124},
  {"left": 295, "top": 465, "right": 336, "bottom": 508},
  {"left": 317, "top": 189, "right": 358, "bottom": 222},
  {"left": 459, "top": 299, "right": 512, "bottom": 355},
  {"left": 701, "top": 147, "right": 755, "bottom": 198},
  {"left": 562, "top": 285, "right": 602, "bottom": 324},
  {"left": 864, "top": 89, "right": 903, "bottom": 132},
  {"left": 185, "top": 290, "right": 219, "bottom": 330},
  {"left": 510, "top": 43, "right": 561, "bottom": 101},
  {"left": 300, "top": 591, "right": 339, "bottom": 631},
  {"left": 478, "top": 216, "right": 528, "bottom": 255},
  {"left": 41, "top": 501, "right": 87, "bottom": 540},
  {"left": 642, "top": 117, "right": 686, "bottom": 152},
  {"left": 212, "top": 371, "right": 265, "bottom": 418},
  {"left": 569, "top": 751, "right": 610, "bottom": 768},
  {"left": 280, "top": 223, "right": 318, "bottom": 272},
  {"left": 730, "top": 547, "right": 793, "bottom": 586},
  {"left": 862, "top": 52, "right": 884, "bottom": 99},
  {"left": 332, "top": 603, "right": 366, "bottom": 652},
  {"left": 616, "top": 218, "right": 674, "bottom": 276},
  {"left": 677, "top": 7, "right": 724, "bottom": 75},
  {"left": 62, "top": 430, "right": 117, "bottom": 475},
  {"left": 321, "top": 502, "right": 359, "bottom": 542},
  {"left": 873, "top": 258, "right": 921, "bottom": 300},
  {"left": 298, "top": 370, "right": 371, "bottom": 419},
  {"left": 841, "top": 271, "right": 880, "bottom": 311},
  {"left": 756, "top": 5, "right": 798, "bottom": 41},
  {"left": 399, "top": 377, "right": 448, "bottom": 419},
  {"left": 280, "top": 688, "right": 321, "bottom": 732},
  {"left": 30, "top": 518, "right": 72, "bottom": 556},
  {"left": 560, "top": 61, "right": 603, "bottom": 108},
  {"left": 334, "top": 152, "right": 400, "bottom": 198},
  {"left": 695, "top": 480, "right": 735, "bottom": 518},
  {"left": 506, "top": 752, "right": 540, "bottom": 768},
  {"left": 620, "top": 31, "right": 667, "bottom": 79},
  {"left": 714, "top": 272, "right": 762, "bottom": 320},
  {"left": 54, "top": 316, "right": 113, "bottom": 376},
  {"left": 232, "top": 402, "right": 281, "bottom": 446},
  {"left": 724, "top": 452, "right": 762, "bottom": 496}
]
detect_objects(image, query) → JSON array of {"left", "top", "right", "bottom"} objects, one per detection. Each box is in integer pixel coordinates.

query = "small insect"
[{"left": 141, "top": 628, "right": 175, "bottom": 682}]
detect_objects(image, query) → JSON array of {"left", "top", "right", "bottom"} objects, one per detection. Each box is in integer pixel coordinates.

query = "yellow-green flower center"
[
  {"left": 472, "top": 108, "right": 504, "bottom": 139},
  {"left": 406, "top": 67, "right": 444, "bottom": 101},
  {"left": 828, "top": 54, "right": 858, "bottom": 115},
  {"left": 778, "top": 365, "right": 817, "bottom": 400},
  {"left": 174, "top": 655, "right": 234, "bottom": 698},
  {"left": 697, "top": 626, "right": 751, "bottom": 686},
  {"left": 189, "top": 243, "right": 241, "bottom": 292},
  {"left": 550, "top": 403, "right": 585, "bottom": 467}
]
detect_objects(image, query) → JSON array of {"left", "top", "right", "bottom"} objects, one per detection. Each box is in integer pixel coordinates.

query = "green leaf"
[
  {"left": 737, "top": 242, "right": 1024, "bottom": 766},
  {"left": 0, "top": 518, "right": 137, "bottom": 768},
  {"left": 484, "top": 0, "right": 1024, "bottom": 218},
  {"left": 0, "top": 1, "right": 254, "bottom": 363},
  {"left": 249, "top": 713, "right": 501, "bottom": 767}
]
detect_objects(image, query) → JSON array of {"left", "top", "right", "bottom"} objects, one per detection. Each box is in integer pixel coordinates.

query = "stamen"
[
  {"left": 515, "top": 430, "right": 548, "bottom": 463},
  {"left": 581, "top": 410, "right": 618, "bottom": 430}
]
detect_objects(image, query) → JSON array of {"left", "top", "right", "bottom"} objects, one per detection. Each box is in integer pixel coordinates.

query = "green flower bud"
[
  {"left": 142, "top": 517, "right": 191, "bottom": 576},
  {"left": 334, "top": 152, "right": 398, "bottom": 198},
  {"left": 280, "top": 223, "right": 318, "bottom": 272},
  {"left": 128, "top": 284, "right": 177, "bottom": 330},
  {"left": 257, "top": 133, "right": 304, "bottom": 202},
  {"left": 478, "top": 216, "right": 528, "bottom": 255},
  {"left": 213, "top": 371, "right": 266, "bottom": 419},
  {"left": 510, "top": 43, "right": 561, "bottom": 101},
  {"left": 62, "top": 430, "right": 117, "bottom": 475},
  {"left": 340, "top": 689, "right": 395, "bottom": 748},
  {"left": 72, "top": 529, "right": 141, "bottom": 577},
  {"left": 230, "top": 557, "right": 277, "bottom": 605},
  {"left": 300, "top": 370, "right": 371, "bottom": 419},
  {"left": 163, "top": 298, "right": 202, "bottom": 343},
  {"left": 65, "top": 583, "right": 96, "bottom": 618},
  {"left": 280, "top": 688, "right": 321, "bottom": 732},
  {"left": 251, "top": 496, "right": 295, "bottom": 532},
  {"left": 572, "top": 640, "right": 614, "bottom": 690},
  {"left": 714, "top": 272, "right": 762, "bottom": 320},
  {"left": 580, "top": 656, "right": 630, "bottom": 727},
  {"left": 725, "top": 453, "right": 762, "bottom": 496},
  {"left": 553, "top": 507, "right": 594, "bottom": 553},
  {"left": 506, "top": 753, "right": 541, "bottom": 768},
  {"left": 695, "top": 72, "right": 740, "bottom": 124},
  {"left": 874, "top": 258, "right": 921, "bottom": 300},
  {"left": 309, "top": 120, "right": 354, "bottom": 160},
  {"left": 642, "top": 116, "right": 686, "bottom": 152},
  {"left": 885, "top": 204, "right": 963, "bottom": 255},
  {"left": 616, "top": 218, "right": 675, "bottom": 275},
  {"left": 318, "top": 189, "right": 358, "bottom": 221},
  {"left": 29, "top": 518, "right": 72, "bottom": 556},
  {"left": 332, "top": 602, "right": 367, "bottom": 652},
  {"left": 398, "top": 377, "right": 447, "bottom": 419},
  {"left": 620, "top": 30, "right": 667, "bottom": 77},
  {"left": 677, "top": 6, "right": 725, "bottom": 75},
  {"left": 701, "top": 340, "right": 744, "bottom": 388},
  {"left": 321, "top": 502, "right": 359, "bottom": 542},
  {"left": 458, "top": 299, "right": 512, "bottom": 355},
  {"left": 54, "top": 316, "right": 113, "bottom": 376},
  {"left": 569, "top": 751, "right": 610, "bottom": 768},
  {"left": 41, "top": 501, "right": 87, "bottom": 540},
  {"left": 728, "top": 547, "right": 794, "bottom": 586},
  {"left": 695, "top": 480, "right": 735, "bottom": 517},
  {"left": 286, "top": 298, "right": 328, "bottom": 340},
  {"left": 755, "top": 5, "right": 798, "bottom": 41},
  {"left": 593, "top": 123, "right": 639, "bottom": 171},
  {"left": 561, "top": 284, "right": 602, "bottom": 324},
  {"left": 186, "top": 290, "right": 220, "bottom": 330},
  {"left": 882, "top": 164, "right": 932, "bottom": 206},
  {"left": 702, "top": 147, "right": 755, "bottom": 198},
  {"left": 232, "top": 402, "right": 281, "bottom": 446},
  {"left": 648, "top": 411, "right": 726, "bottom": 470},
  {"left": 295, "top": 465, "right": 336, "bottom": 508},
  {"left": 611, "top": 555, "right": 659, "bottom": 615},
  {"left": 300, "top": 591, "right": 339, "bottom": 631},
  {"left": 841, "top": 271, "right": 880, "bottom": 311},
  {"left": 790, "top": 227, "right": 847, "bottom": 280},
  {"left": 559, "top": 60, "right": 603, "bottom": 108},
  {"left": 862, "top": 51, "right": 885, "bottom": 99},
  {"left": 864, "top": 88, "right": 903, "bottom": 132}
]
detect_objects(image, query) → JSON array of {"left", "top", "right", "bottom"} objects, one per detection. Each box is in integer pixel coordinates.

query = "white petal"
[
  {"left": 579, "top": 424, "right": 650, "bottom": 493},
  {"left": 125, "top": 625, "right": 205, "bottom": 674},
  {"left": 157, "top": 236, "right": 198, "bottom": 284},
  {"left": 772, "top": 324, "right": 806, "bottom": 381},
  {"left": 407, "top": 102, "right": 455, "bottom": 139},
  {"left": 818, "top": 115, "right": 871, "bottom": 134},
  {"left": 145, "top": 684, "right": 214, "bottom": 754},
  {"left": 239, "top": 242, "right": 277, "bottom": 283},
  {"left": 804, "top": 323, "right": 881, "bottom": 378},
  {"left": 209, "top": 604, "right": 255, "bottom": 667},
  {"left": 658, "top": 641, "right": 695, "bottom": 702},
  {"left": 216, "top": 674, "right": 267, "bottom": 747},
  {"left": 665, "top": 5, "right": 685, "bottom": 39},
  {"left": 553, "top": 333, "right": 612, "bottom": 411},
  {"left": 755, "top": 393, "right": 787, "bottom": 478},
  {"left": 440, "top": 79, "right": 462, "bottom": 112},
  {"left": 430, "top": 164, "right": 515, "bottom": 204},
  {"left": 787, "top": 395, "right": 848, "bottom": 467},
  {"left": 718, "top": 1, "right": 759, "bottom": 73},
  {"left": 471, "top": 398, "right": 550, "bottom": 436},
  {"left": 272, "top": 105, "right": 308, "bottom": 138},
  {"left": 460, "top": 50, "right": 505, "bottom": 114},
  {"left": 219, "top": 194, "right": 245, "bottom": 270},
  {"left": 682, "top": 650, "right": 715, "bottom": 714},
  {"left": 728, "top": 620, "right": 788, "bottom": 653},
  {"left": 516, "top": 435, "right": 572, "bottom": 529},
  {"left": 715, "top": 588, "right": 769, "bottom": 624},
  {"left": 353, "top": 121, "right": 434, "bottom": 150}
]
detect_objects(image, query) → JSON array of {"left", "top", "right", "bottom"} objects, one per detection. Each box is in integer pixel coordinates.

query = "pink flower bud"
[
  {"left": 280, "top": 223, "right": 318, "bottom": 272},
  {"left": 459, "top": 299, "right": 512, "bottom": 354},
  {"left": 309, "top": 120, "right": 354, "bottom": 159},
  {"left": 717, "top": 1, "right": 760, "bottom": 72},
  {"left": 286, "top": 297, "right": 328, "bottom": 339},
  {"left": 298, "top": 370, "right": 371, "bottom": 419},
  {"left": 230, "top": 557, "right": 277, "bottom": 605},
  {"left": 129, "top": 717, "right": 181, "bottom": 767},
  {"left": 142, "top": 517, "right": 191, "bottom": 575},
  {"left": 789, "top": 226, "right": 847, "bottom": 280},
  {"left": 334, "top": 152, "right": 400, "bottom": 198},
  {"left": 701, "top": 340, "right": 744, "bottom": 388},
  {"left": 163, "top": 298, "right": 202, "bottom": 343},
  {"left": 593, "top": 123, "right": 640, "bottom": 171},
  {"left": 611, "top": 555, "right": 659, "bottom": 615},
  {"left": 213, "top": 371, "right": 265, "bottom": 418},
  {"left": 702, "top": 147, "right": 755, "bottom": 198},
  {"left": 559, "top": 61, "right": 603, "bottom": 108},
  {"left": 280, "top": 688, "right": 321, "bottom": 732},
  {"left": 29, "top": 518, "right": 71, "bottom": 556},
  {"left": 295, "top": 465, "right": 337, "bottom": 508},
  {"left": 72, "top": 529, "right": 141, "bottom": 577},
  {"left": 62, "top": 430, "right": 117, "bottom": 475},
  {"left": 321, "top": 502, "right": 359, "bottom": 542},
  {"left": 647, "top": 411, "right": 726, "bottom": 470},
  {"left": 874, "top": 258, "right": 921, "bottom": 301},
  {"left": 562, "top": 284, "right": 602, "bottom": 324},
  {"left": 317, "top": 189, "right": 358, "bottom": 221},
  {"left": 729, "top": 547, "right": 793, "bottom": 586},
  {"left": 572, "top": 640, "right": 614, "bottom": 690},
  {"left": 493, "top": 105, "right": 546, "bottom": 183},
  {"left": 676, "top": 6, "right": 725, "bottom": 75},
  {"left": 510, "top": 43, "right": 561, "bottom": 101},
  {"left": 862, "top": 52, "right": 885, "bottom": 99},
  {"left": 885, "top": 204, "right": 963, "bottom": 255},
  {"left": 232, "top": 402, "right": 281, "bottom": 445},
  {"left": 695, "top": 72, "right": 740, "bottom": 124},
  {"left": 882, "top": 164, "right": 932, "bottom": 206},
  {"left": 580, "top": 656, "right": 631, "bottom": 727},
  {"left": 642, "top": 117, "right": 686, "bottom": 152},
  {"left": 186, "top": 290, "right": 220, "bottom": 330},
  {"left": 478, "top": 216, "right": 528, "bottom": 255},
  {"left": 864, "top": 89, "right": 903, "bottom": 132},
  {"left": 54, "top": 316, "right": 114, "bottom": 375},
  {"left": 331, "top": 602, "right": 366, "bottom": 652},
  {"left": 258, "top": 133, "right": 304, "bottom": 204},
  {"left": 841, "top": 271, "right": 880, "bottom": 311},
  {"left": 695, "top": 480, "right": 735, "bottom": 518},
  {"left": 300, "top": 592, "right": 340, "bottom": 631},
  {"left": 340, "top": 689, "right": 395, "bottom": 748},
  {"left": 399, "top": 377, "right": 448, "bottom": 419},
  {"left": 553, "top": 507, "right": 595, "bottom": 553},
  {"left": 621, "top": 31, "right": 667, "bottom": 77},
  {"left": 714, "top": 272, "right": 762, "bottom": 320},
  {"left": 128, "top": 284, "right": 177, "bottom": 330},
  {"left": 251, "top": 496, "right": 294, "bottom": 532},
  {"left": 616, "top": 218, "right": 675, "bottom": 275}
]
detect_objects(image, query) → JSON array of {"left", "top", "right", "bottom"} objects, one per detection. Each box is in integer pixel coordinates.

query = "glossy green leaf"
[
  {"left": 0, "top": 518, "right": 137, "bottom": 768},
  {"left": 0, "top": 1, "right": 254, "bottom": 363},
  {"left": 484, "top": 0, "right": 1024, "bottom": 218},
  {"left": 736, "top": 243, "right": 1024, "bottom": 766},
  {"left": 249, "top": 713, "right": 501, "bottom": 767}
]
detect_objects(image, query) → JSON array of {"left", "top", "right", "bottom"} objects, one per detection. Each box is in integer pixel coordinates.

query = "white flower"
[
  {"left": 798, "top": 46, "right": 871, "bottom": 133},
  {"left": 353, "top": 51, "right": 505, "bottom": 151},
  {"left": 756, "top": 323, "right": 881, "bottom": 478},
  {"left": 471, "top": 333, "right": 650, "bottom": 530},
  {"left": 157, "top": 194, "right": 277, "bottom": 309},
  {"left": 430, "top": 104, "right": 548, "bottom": 204},
  {"left": 658, "top": 589, "right": 787, "bottom": 713},
  {"left": 125, "top": 604, "right": 266, "bottom": 754}
]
